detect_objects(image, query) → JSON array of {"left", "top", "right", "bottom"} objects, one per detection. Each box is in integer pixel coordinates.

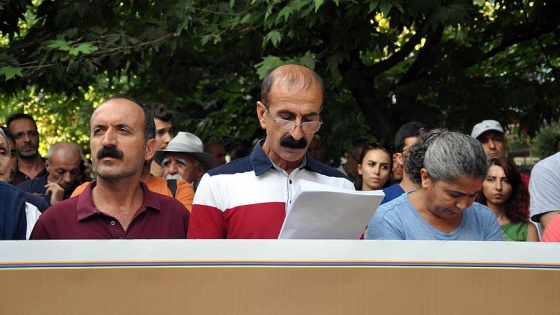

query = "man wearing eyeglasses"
[
  {"left": 6, "top": 113, "right": 46, "bottom": 186},
  {"left": 188, "top": 64, "right": 354, "bottom": 239}
]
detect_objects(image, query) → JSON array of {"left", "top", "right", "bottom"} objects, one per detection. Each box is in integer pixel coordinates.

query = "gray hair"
[
  {"left": 405, "top": 129, "right": 488, "bottom": 184},
  {"left": 47, "top": 142, "right": 83, "bottom": 161},
  {"left": 0, "top": 128, "right": 7, "bottom": 143}
]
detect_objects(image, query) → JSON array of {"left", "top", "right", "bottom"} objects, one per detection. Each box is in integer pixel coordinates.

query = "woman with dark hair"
[
  {"left": 355, "top": 142, "right": 392, "bottom": 191},
  {"left": 477, "top": 158, "right": 538, "bottom": 241}
]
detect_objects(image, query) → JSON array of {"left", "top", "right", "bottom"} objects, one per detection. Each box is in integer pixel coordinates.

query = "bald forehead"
[
  {"left": 270, "top": 65, "right": 322, "bottom": 94},
  {"left": 49, "top": 143, "right": 81, "bottom": 160},
  {"left": 93, "top": 98, "right": 143, "bottom": 117},
  {"left": 91, "top": 98, "right": 145, "bottom": 129}
]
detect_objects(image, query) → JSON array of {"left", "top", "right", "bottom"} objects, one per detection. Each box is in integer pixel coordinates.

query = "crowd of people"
[{"left": 1, "top": 64, "right": 559, "bottom": 242}]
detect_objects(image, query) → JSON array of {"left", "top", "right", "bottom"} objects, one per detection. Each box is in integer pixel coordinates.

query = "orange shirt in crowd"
[{"left": 71, "top": 176, "right": 194, "bottom": 211}]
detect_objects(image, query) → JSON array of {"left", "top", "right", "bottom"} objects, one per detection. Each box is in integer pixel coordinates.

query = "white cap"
[
  {"left": 154, "top": 132, "right": 217, "bottom": 170},
  {"left": 471, "top": 120, "right": 504, "bottom": 139}
]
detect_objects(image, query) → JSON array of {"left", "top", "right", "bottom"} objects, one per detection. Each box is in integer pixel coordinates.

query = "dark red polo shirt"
[{"left": 30, "top": 181, "right": 189, "bottom": 239}]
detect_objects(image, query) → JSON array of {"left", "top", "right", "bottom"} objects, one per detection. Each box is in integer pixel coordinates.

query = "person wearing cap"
[
  {"left": 471, "top": 119, "right": 530, "bottom": 187},
  {"left": 187, "top": 64, "right": 353, "bottom": 239},
  {"left": 471, "top": 120, "right": 506, "bottom": 160},
  {"left": 154, "top": 132, "right": 217, "bottom": 191}
]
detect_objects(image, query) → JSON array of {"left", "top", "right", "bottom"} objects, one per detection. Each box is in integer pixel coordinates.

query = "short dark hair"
[
  {"left": 394, "top": 121, "right": 428, "bottom": 152},
  {"left": 145, "top": 102, "right": 173, "bottom": 122},
  {"left": 6, "top": 113, "right": 37, "bottom": 130}
]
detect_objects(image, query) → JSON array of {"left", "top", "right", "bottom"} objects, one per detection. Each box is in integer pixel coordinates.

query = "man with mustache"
[
  {"left": 187, "top": 64, "right": 354, "bottom": 239},
  {"left": 6, "top": 113, "right": 46, "bottom": 186},
  {"left": 30, "top": 96, "right": 189, "bottom": 239},
  {"left": 154, "top": 132, "right": 216, "bottom": 191},
  {"left": 17, "top": 141, "right": 82, "bottom": 206}
]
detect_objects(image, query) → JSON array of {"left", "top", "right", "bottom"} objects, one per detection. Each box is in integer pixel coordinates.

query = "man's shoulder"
[
  {"left": 146, "top": 187, "right": 190, "bottom": 214},
  {"left": 38, "top": 196, "right": 79, "bottom": 221},
  {"left": 207, "top": 156, "right": 253, "bottom": 176},
  {"left": 307, "top": 161, "right": 349, "bottom": 179},
  {"left": 16, "top": 174, "right": 46, "bottom": 191},
  {"left": 534, "top": 152, "right": 560, "bottom": 170},
  {"left": 0, "top": 181, "right": 24, "bottom": 199}
]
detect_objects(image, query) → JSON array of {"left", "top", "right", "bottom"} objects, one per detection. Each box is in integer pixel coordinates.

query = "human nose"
[
  {"left": 63, "top": 172, "right": 73, "bottom": 183},
  {"left": 487, "top": 139, "right": 496, "bottom": 149},
  {"left": 494, "top": 180, "right": 502, "bottom": 191},
  {"left": 101, "top": 128, "right": 118, "bottom": 147},
  {"left": 168, "top": 160, "right": 178, "bottom": 174},
  {"left": 456, "top": 196, "right": 473, "bottom": 211},
  {"left": 290, "top": 122, "right": 305, "bottom": 140}
]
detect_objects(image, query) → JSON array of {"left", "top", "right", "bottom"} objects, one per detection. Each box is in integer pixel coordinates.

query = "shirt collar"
[
  {"left": 250, "top": 139, "right": 323, "bottom": 176},
  {"left": 76, "top": 181, "right": 160, "bottom": 221}
]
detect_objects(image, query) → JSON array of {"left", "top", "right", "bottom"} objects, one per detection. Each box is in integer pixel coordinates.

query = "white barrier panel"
[{"left": 1, "top": 240, "right": 560, "bottom": 314}]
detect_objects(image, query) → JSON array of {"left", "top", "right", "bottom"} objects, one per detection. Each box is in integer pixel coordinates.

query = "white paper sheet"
[{"left": 278, "top": 180, "right": 384, "bottom": 239}]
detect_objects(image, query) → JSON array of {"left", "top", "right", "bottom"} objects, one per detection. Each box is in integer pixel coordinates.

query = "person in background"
[
  {"left": 145, "top": 102, "right": 175, "bottom": 178},
  {"left": 0, "top": 181, "right": 27, "bottom": 240},
  {"left": 307, "top": 134, "right": 327, "bottom": 164},
  {"left": 0, "top": 126, "right": 49, "bottom": 214},
  {"left": 155, "top": 132, "right": 217, "bottom": 191},
  {"left": 471, "top": 119, "right": 530, "bottom": 187},
  {"left": 204, "top": 141, "right": 227, "bottom": 167},
  {"left": 355, "top": 142, "right": 392, "bottom": 191},
  {"left": 71, "top": 105, "right": 195, "bottom": 211},
  {"left": 0, "top": 128, "right": 44, "bottom": 238},
  {"left": 366, "top": 129, "right": 503, "bottom": 241},
  {"left": 187, "top": 64, "right": 353, "bottom": 239},
  {"left": 529, "top": 151, "right": 560, "bottom": 230},
  {"left": 382, "top": 121, "right": 428, "bottom": 204},
  {"left": 30, "top": 96, "right": 189, "bottom": 239},
  {"left": 476, "top": 158, "right": 538, "bottom": 241},
  {"left": 0, "top": 128, "right": 27, "bottom": 240},
  {"left": 337, "top": 139, "right": 366, "bottom": 182},
  {"left": 6, "top": 113, "right": 46, "bottom": 185},
  {"left": 0, "top": 126, "right": 18, "bottom": 184},
  {"left": 17, "top": 141, "right": 82, "bottom": 206}
]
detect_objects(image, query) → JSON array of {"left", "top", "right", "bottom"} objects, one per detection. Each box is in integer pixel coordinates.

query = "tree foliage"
[{"left": 1, "top": 0, "right": 559, "bottom": 162}]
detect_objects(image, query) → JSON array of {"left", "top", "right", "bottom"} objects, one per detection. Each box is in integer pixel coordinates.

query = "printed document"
[{"left": 278, "top": 180, "right": 384, "bottom": 239}]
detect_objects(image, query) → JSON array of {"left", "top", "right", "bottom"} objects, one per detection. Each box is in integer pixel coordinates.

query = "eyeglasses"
[
  {"left": 13, "top": 131, "right": 38, "bottom": 140},
  {"left": 264, "top": 107, "right": 322, "bottom": 133}
]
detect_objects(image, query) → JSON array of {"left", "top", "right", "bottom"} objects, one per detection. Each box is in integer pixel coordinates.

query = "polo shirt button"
[{"left": 110, "top": 220, "right": 116, "bottom": 226}]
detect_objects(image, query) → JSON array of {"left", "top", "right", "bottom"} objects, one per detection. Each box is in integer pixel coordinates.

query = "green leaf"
[
  {"left": 0, "top": 66, "right": 23, "bottom": 80},
  {"left": 68, "top": 43, "right": 95, "bottom": 56},
  {"left": 264, "top": 30, "right": 282, "bottom": 47},
  {"left": 47, "top": 39, "right": 71, "bottom": 52},
  {"left": 255, "top": 56, "right": 285, "bottom": 79},
  {"left": 314, "top": 0, "right": 325, "bottom": 12}
]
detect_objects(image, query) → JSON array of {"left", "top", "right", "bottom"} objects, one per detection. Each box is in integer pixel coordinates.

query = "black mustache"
[
  {"left": 280, "top": 136, "right": 308, "bottom": 149},
  {"left": 97, "top": 146, "right": 124, "bottom": 160}
]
